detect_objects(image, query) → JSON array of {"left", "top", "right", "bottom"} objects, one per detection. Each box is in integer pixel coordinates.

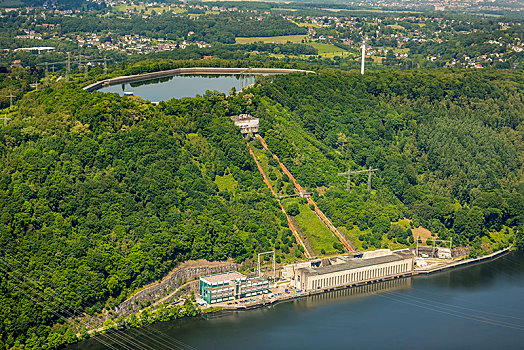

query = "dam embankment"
[{"left": 83, "top": 67, "right": 315, "bottom": 92}]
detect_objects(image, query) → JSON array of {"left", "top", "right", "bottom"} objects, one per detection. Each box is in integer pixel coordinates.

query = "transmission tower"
[
  {"left": 3, "top": 92, "right": 15, "bottom": 109},
  {"left": 337, "top": 166, "right": 378, "bottom": 192},
  {"left": 239, "top": 67, "right": 254, "bottom": 90},
  {"left": 257, "top": 251, "right": 276, "bottom": 281},
  {"left": 0, "top": 115, "right": 11, "bottom": 126}
]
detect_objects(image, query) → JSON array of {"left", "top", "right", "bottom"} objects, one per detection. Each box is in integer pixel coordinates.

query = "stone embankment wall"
[
  {"left": 451, "top": 247, "right": 470, "bottom": 257},
  {"left": 84, "top": 67, "right": 315, "bottom": 92},
  {"left": 114, "top": 260, "right": 238, "bottom": 317}
]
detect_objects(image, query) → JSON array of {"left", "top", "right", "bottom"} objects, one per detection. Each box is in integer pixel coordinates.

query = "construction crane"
[{"left": 337, "top": 166, "right": 378, "bottom": 192}]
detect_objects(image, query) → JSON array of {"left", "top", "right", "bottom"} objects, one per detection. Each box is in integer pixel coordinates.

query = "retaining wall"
[
  {"left": 411, "top": 246, "right": 470, "bottom": 258},
  {"left": 114, "top": 260, "right": 238, "bottom": 317}
]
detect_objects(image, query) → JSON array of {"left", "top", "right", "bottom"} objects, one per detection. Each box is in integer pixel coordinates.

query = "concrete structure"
[
  {"left": 361, "top": 41, "right": 366, "bottom": 75},
  {"left": 292, "top": 252, "right": 414, "bottom": 292},
  {"left": 361, "top": 249, "right": 392, "bottom": 259},
  {"left": 282, "top": 260, "right": 322, "bottom": 280},
  {"left": 84, "top": 67, "right": 315, "bottom": 92},
  {"left": 14, "top": 46, "right": 55, "bottom": 53},
  {"left": 230, "top": 114, "right": 259, "bottom": 135},
  {"left": 437, "top": 248, "right": 452, "bottom": 259},
  {"left": 114, "top": 260, "right": 238, "bottom": 317},
  {"left": 199, "top": 271, "right": 269, "bottom": 304}
]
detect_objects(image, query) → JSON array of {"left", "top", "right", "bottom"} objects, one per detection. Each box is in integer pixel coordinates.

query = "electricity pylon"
[{"left": 337, "top": 166, "right": 378, "bottom": 192}]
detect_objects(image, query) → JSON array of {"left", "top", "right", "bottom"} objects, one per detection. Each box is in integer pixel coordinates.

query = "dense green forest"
[
  {"left": 252, "top": 69, "right": 524, "bottom": 250},
  {"left": 1, "top": 65, "right": 523, "bottom": 348},
  {"left": 0, "top": 82, "right": 301, "bottom": 348}
]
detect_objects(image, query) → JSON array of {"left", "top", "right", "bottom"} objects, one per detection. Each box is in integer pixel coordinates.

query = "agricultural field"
[
  {"left": 306, "top": 42, "right": 347, "bottom": 54},
  {"left": 112, "top": 4, "right": 186, "bottom": 14},
  {"left": 387, "top": 24, "right": 406, "bottom": 30},
  {"left": 290, "top": 20, "right": 319, "bottom": 28},
  {"left": 235, "top": 35, "right": 308, "bottom": 44}
]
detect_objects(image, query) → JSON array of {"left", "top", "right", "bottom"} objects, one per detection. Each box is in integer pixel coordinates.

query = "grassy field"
[
  {"left": 306, "top": 42, "right": 347, "bottom": 54},
  {"left": 214, "top": 173, "right": 238, "bottom": 192},
  {"left": 321, "top": 8, "right": 422, "bottom": 14},
  {"left": 251, "top": 146, "right": 287, "bottom": 194},
  {"left": 235, "top": 35, "right": 307, "bottom": 44},
  {"left": 112, "top": 4, "right": 185, "bottom": 14},
  {"left": 339, "top": 226, "right": 367, "bottom": 251},
  {"left": 290, "top": 20, "right": 319, "bottom": 28},
  {"left": 288, "top": 200, "right": 339, "bottom": 255},
  {"left": 272, "top": 8, "right": 298, "bottom": 12},
  {"left": 387, "top": 24, "right": 406, "bottom": 30}
]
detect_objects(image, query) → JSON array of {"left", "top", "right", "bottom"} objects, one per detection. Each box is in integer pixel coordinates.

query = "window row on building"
[
  {"left": 310, "top": 261, "right": 411, "bottom": 290},
  {"left": 295, "top": 253, "right": 414, "bottom": 292},
  {"left": 199, "top": 271, "right": 269, "bottom": 304}
]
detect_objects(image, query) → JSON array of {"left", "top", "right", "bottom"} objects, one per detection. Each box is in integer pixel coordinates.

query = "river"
[
  {"left": 70, "top": 251, "right": 524, "bottom": 350},
  {"left": 98, "top": 74, "right": 256, "bottom": 102}
]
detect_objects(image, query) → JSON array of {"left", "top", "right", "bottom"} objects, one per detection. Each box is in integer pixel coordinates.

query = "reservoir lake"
[
  {"left": 70, "top": 251, "right": 524, "bottom": 350},
  {"left": 98, "top": 74, "right": 255, "bottom": 102}
]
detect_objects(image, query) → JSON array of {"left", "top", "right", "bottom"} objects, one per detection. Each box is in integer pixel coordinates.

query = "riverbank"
[
  {"left": 69, "top": 250, "right": 524, "bottom": 350},
  {"left": 67, "top": 246, "right": 515, "bottom": 349},
  {"left": 415, "top": 245, "right": 512, "bottom": 274},
  {"left": 212, "top": 246, "right": 512, "bottom": 312},
  {"left": 83, "top": 67, "right": 315, "bottom": 92}
]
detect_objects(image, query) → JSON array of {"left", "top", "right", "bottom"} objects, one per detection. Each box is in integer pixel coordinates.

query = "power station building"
[
  {"left": 230, "top": 114, "right": 259, "bottom": 135},
  {"left": 199, "top": 271, "right": 269, "bottom": 304},
  {"left": 292, "top": 251, "right": 414, "bottom": 292}
]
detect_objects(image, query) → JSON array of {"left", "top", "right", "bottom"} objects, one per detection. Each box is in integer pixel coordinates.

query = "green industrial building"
[{"left": 199, "top": 271, "right": 269, "bottom": 304}]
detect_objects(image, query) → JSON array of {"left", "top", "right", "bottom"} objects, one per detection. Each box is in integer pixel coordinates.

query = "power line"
[
  {"left": 378, "top": 292, "right": 524, "bottom": 331},
  {"left": 0, "top": 261, "right": 163, "bottom": 350},
  {"left": 0, "top": 259, "right": 196, "bottom": 350},
  {"left": 0, "top": 264, "right": 130, "bottom": 349}
]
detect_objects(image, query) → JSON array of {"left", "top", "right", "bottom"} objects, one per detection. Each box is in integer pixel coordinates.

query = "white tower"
[{"left": 361, "top": 41, "right": 366, "bottom": 75}]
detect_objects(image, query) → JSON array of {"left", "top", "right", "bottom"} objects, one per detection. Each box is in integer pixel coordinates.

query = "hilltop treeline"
[{"left": 0, "top": 11, "right": 306, "bottom": 45}]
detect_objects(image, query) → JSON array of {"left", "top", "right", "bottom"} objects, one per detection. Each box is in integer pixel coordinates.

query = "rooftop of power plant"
[{"left": 300, "top": 253, "right": 410, "bottom": 276}]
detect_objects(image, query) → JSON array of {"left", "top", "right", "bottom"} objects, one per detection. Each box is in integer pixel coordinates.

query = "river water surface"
[{"left": 70, "top": 251, "right": 524, "bottom": 350}]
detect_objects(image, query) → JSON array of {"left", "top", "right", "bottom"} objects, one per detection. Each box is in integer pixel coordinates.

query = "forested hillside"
[
  {"left": 253, "top": 69, "right": 524, "bottom": 249},
  {"left": 0, "top": 85, "right": 297, "bottom": 348},
  {"left": 1, "top": 67, "right": 523, "bottom": 348}
]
